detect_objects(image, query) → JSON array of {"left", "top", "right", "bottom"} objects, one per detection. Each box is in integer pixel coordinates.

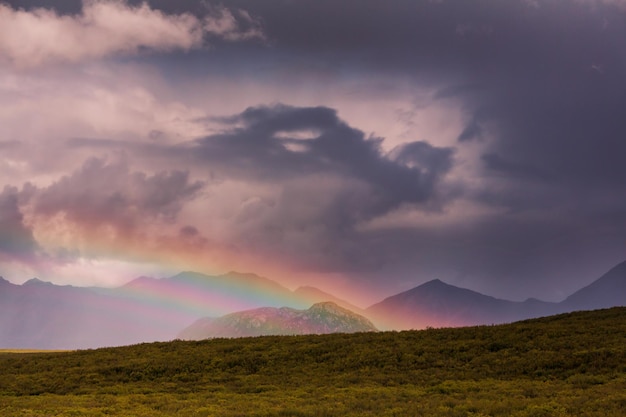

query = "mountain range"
[
  {"left": 367, "top": 261, "right": 626, "bottom": 330},
  {"left": 0, "top": 260, "right": 625, "bottom": 349},
  {"left": 0, "top": 271, "right": 366, "bottom": 349}
]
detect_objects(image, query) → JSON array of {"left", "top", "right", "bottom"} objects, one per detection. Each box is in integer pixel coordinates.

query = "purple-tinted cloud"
[
  {"left": 0, "top": 0, "right": 264, "bottom": 67},
  {"left": 192, "top": 104, "right": 454, "bottom": 212},
  {"left": 31, "top": 157, "right": 205, "bottom": 232},
  {"left": 1, "top": 0, "right": 625, "bottom": 302},
  {"left": 0, "top": 186, "right": 39, "bottom": 259}
]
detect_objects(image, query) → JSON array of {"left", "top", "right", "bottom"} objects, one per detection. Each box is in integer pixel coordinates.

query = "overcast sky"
[{"left": 0, "top": 0, "right": 625, "bottom": 304}]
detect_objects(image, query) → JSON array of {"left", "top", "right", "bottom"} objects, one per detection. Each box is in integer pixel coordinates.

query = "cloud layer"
[
  {"left": 0, "top": 0, "right": 264, "bottom": 67},
  {"left": 0, "top": 0, "right": 625, "bottom": 303}
]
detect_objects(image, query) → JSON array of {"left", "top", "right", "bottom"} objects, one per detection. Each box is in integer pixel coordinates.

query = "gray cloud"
[
  {"left": 31, "top": 158, "right": 205, "bottom": 232},
  {"left": 161, "top": 104, "right": 453, "bottom": 272},
  {"left": 194, "top": 105, "right": 454, "bottom": 213},
  {"left": 144, "top": 0, "right": 625, "bottom": 191},
  {"left": 208, "top": 0, "right": 626, "bottom": 295},
  {"left": 2, "top": 0, "right": 625, "bottom": 300},
  {"left": 0, "top": 186, "right": 38, "bottom": 259}
]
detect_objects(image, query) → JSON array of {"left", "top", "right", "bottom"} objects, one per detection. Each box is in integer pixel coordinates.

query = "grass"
[
  {"left": 0, "top": 349, "right": 70, "bottom": 354},
  {"left": 1, "top": 307, "right": 626, "bottom": 416}
]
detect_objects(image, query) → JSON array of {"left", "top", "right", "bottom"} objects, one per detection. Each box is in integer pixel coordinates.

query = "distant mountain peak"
[
  {"left": 419, "top": 279, "right": 449, "bottom": 288},
  {"left": 563, "top": 259, "right": 626, "bottom": 310},
  {"left": 366, "top": 276, "right": 552, "bottom": 330},
  {"left": 121, "top": 275, "right": 160, "bottom": 289},
  {"left": 406, "top": 278, "right": 490, "bottom": 299},
  {"left": 308, "top": 301, "right": 350, "bottom": 315},
  {"left": 23, "top": 278, "right": 53, "bottom": 286},
  {"left": 292, "top": 286, "right": 367, "bottom": 314},
  {"left": 310, "top": 301, "right": 341, "bottom": 309}
]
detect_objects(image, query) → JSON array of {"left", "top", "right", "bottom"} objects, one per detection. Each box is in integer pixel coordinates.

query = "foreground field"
[
  {"left": 1, "top": 308, "right": 626, "bottom": 416},
  {"left": 0, "top": 350, "right": 69, "bottom": 354}
]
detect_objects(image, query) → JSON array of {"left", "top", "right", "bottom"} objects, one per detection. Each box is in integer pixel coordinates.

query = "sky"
[{"left": 0, "top": 0, "right": 625, "bottom": 305}]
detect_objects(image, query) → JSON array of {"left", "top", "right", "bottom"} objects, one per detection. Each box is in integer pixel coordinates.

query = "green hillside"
[{"left": 1, "top": 308, "right": 626, "bottom": 416}]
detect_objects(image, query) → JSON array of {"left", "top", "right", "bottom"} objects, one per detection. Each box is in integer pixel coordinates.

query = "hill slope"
[
  {"left": 1, "top": 308, "right": 625, "bottom": 416},
  {"left": 178, "top": 301, "right": 377, "bottom": 339}
]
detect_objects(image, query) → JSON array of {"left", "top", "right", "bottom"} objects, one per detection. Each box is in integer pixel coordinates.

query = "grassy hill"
[{"left": 1, "top": 308, "right": 626, "bottom": 416}]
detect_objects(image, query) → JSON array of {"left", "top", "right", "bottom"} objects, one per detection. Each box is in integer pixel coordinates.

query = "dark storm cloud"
[
  {"left": 212, "top": 105, "right": 456, "bottom": 271},
  {"left": 183, "top": 0, "right": 625, "bottom": 293},
  {"left": 192, "top": 104, "right": 454, "bottom": 216},
  {"left": 456, "top": 118, "right": 483, "bottom": 142},
  {"left": 4, "top": 0, "right": 625, "bottom": 298},
  {"left": 481, "top": 153, "right": 551, "bottom": 182},
  {"left": 63, "top": 104, "right": 455, "bottom": 272},
  {"left": 144, "top": 0, "right": 626, "bottom": 188},
  {"left": 236, "top": 1, "right": 626, "bottom": 185}
]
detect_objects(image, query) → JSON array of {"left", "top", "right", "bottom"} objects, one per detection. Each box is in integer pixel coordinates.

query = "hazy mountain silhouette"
[
  {"left": 178, "top": 302, "right": 377, "bottom": 340},
  {"left": 0, "top": 271, "right": 352, "bottom": 349},
  {"left": 0, "top": 277, "right": 175, "bottom": 349},
  {"left": 1, "top": 260, "right": 625, "bottom": 348},
  {"left": 367, "top": 261, "right": 626, "bottom": 330},
  {"left": 561, "top": 260, "right": 626, "bottom": 311},
  {"left": 366, "top": 279, "right": 559, "bottom": 330}
]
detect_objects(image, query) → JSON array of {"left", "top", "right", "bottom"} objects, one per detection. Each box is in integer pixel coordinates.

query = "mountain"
[
  {"left": 178, "top": 302, "right": 377, "bottom": 339},
  {"left": 108, "top": 271, "right": 365, "bottom": 321},
  {"left": 367, "top": 261, "right": 626, "bottom": 330},
  {"left": 561, "top": 260, "right": 626, "bottom": 311},
  {"left": 292, "top": 286, "right": 367, "bottom": 316},
  {"left": 0, "top": 276, "right": 204, "bottom": 349},
  {"left": 0, "top": 271, "right": 357, "bottom": 349},
  {"left": 2, "top": 260, "right": 625, "bottom": 348},
  {"left": 366, "top": 279, "right": 559, "bottom": 330},
  {"left": 109, "top": 271, "right": 300, "bottom": 318}
]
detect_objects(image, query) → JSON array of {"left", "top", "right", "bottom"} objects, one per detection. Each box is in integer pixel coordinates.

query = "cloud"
[
  {"left": 30, "top": 157, "right": 205, "bottom": 234},
  {"left": 169, "top": 104, "right": 456, "bottom": 272},
  {"left": 0, "top": 0, "right": 264, "bottom": 67},
  {"left": 0, "top": 140, "right": 20, "bottom": 149},
  {"left": 63, "top": 104, "right": 456, "bottom": 273},
  {"left": 0, "top": 186, "right": 39, "bottom": 259},
  {"left": 190, "top": 104, "right": 455, "bottom": 215},
  {"left": 0, "top": 157, "right": 212, "bottom": 282},
  {"left": 203, "top": 7, "right": 266, "bottom": 42},
  {"left": 0, "top": 151, "right": 247, "bottom": 284},
  {"left": 576, "top": 0, "right": 626, "bottom": 9},
  {"left": 0, "top": 0, "right": 624, "bottom": 300},
  {"left": 481, "top": 153, "right": 550, "bottom": 182}
]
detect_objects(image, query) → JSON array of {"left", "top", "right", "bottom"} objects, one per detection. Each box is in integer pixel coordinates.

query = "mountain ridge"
[
  {"left": 0, "top": 270, "right": 358, "bottom": 348},
  {"left": 177, "top": 301, "right": 377, "bottom": 340},
  {"left": 366, "top": 261, "right": 626, "bottom": 330},
  {"left": 1, "top": 260, "right": 625, "bottom": 348},
  {"left": 561, "top": 260, "right": 626, "bottom": 311}
]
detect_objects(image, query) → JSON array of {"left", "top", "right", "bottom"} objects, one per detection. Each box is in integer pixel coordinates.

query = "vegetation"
[{"left": 1, "top": 308, "right": 626, "bottom": 416}]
